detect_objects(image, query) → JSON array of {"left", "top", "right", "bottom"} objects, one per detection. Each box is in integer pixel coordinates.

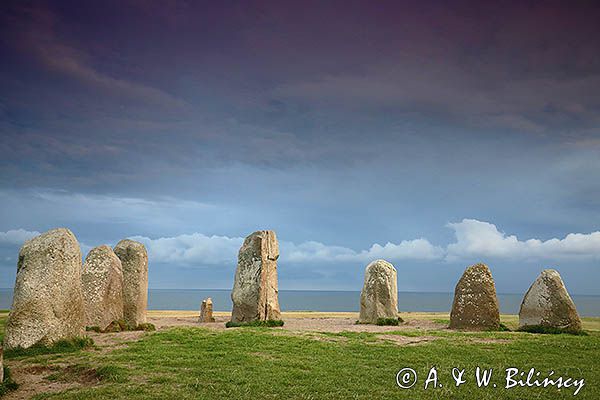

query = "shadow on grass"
[
  {"left": 0, "top": 366, "right": 19, "bottom": 396},
  {"left": 225, "top": 320, "right": 284, "bottom": 328},
  {"left": 4, "top": 337, "right": 94, "bottom": 359},
  {"left": 517, "top": 325, "right": 588, "bottom": 335},
  {"left": 355, "top": 317, "right": 404, "bottom": 326},
  {"left": 87, "top": 320, "right": 156, "bottom": 333}
]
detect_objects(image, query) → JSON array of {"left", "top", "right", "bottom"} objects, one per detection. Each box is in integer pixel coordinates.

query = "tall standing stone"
[
  {"left": 519, "top": 269, "right": 582, "bottom": 332},
  {"left": 0, "top": 345, "right": 3, "bottom": 382},
  {"left": 450, "top": 263, "right": 500, "bottom": 330},
  {"left": 114, "top": 239, "right": 148, "bottom": 327},
  {"left": 359, "top": 259, "right": 398, "bottom": 323},
  {"left": 199, "top": 297, "right": 215, "bottom": 322},
  {"left": 4, "top": 228, "right": 84, "bottom": 349},
  {"left": 82, "top": 245, "right": 124, "bottom": 330},
  {"left": 231, "top": 230, "right": 281, "bottom": 323}
]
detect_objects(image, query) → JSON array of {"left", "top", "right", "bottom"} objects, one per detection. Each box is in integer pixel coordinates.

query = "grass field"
[{"left": 1, "top": 311, "right": 598, "bottom": 399}]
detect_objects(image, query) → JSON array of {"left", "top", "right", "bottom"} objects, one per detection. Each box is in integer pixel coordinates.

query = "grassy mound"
[
  {"left": 376, "top": 317, "right": 404, "bottom": 326},
  {"left": 87, "top": 320, "right": 156, "bottom": 333},
  {"left": 355, "top": 317, "right": 404, "bottom": 326},
  {"left": 0, "top": 367, "right": 19, "bottom": 396},
  {"left": 45, "top": 364, "right": 129, "bottom": 384},
  {"left": 517, "top": 325, "right": 587, "bottom": 335},
  {"left": 225, "top": 320, "right": 284, "bottom": 328}
]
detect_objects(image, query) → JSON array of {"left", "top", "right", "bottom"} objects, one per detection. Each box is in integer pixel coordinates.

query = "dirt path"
[{"left": 147, "top": 310, "right": 447, "bottom": 333}]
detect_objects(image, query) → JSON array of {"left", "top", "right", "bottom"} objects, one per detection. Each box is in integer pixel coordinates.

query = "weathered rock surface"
[
  {"left": 114, "top": 239, "right": 148, "bottom": 327},
  {"left": 450, "top": 263, "right": 500, "bottom": 330},
  {"left": 231, "top": 230, "right": 281, "bottom": 323},
  {"left": 0, "top": 345, "right": 3, "bottom": 382},
  {"left": 199, "top": 297, "right": 215, "bottom": 322},
  {"left": 82, "top": 245, "right": 124, "bottom": 330},
  {"left": 519, "top": 269, "right": 582, "bottom": 332},
  {"left": 4, "top": 228, "right": 84, "bottom": 349},
  {"left": 359, "top": 259, "right": 398, "bottom": 323}
]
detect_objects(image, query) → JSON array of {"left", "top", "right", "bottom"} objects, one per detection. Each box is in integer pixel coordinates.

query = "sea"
[{"left": 1, "top": 288, "right": 599, "bottom": 316}]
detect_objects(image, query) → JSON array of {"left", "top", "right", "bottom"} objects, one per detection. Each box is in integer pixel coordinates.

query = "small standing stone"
[
  {"left": 82, "top": 245, "right": 124, "bottom": 330},
  {"left": 231, "top": 230, "right": 281, "bottom": 323},
  {"left": 199, "top": 298, "right": 215, "bottom": 322},
  {"left": 4, "top": 228, "right": 84, "bottom": 349},
  {"left": 450, "top": 263, "right": 500, "bottom": 330},
  {"left": 359, "top": 259, "right": 398, "bottom": 323},
  {"left": 519, "top": 269, "right": 582, "bottom": 332},
  {"left": 114, "top": 239, "right": 148, "bottom": 327},
  {"left": 0, "top": 345, "right": 4, "bottom": 382}
]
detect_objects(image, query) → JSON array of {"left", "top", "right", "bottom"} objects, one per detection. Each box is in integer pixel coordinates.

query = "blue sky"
[{"left": 1, "top": 1, "right": 599, "bottom": 294}]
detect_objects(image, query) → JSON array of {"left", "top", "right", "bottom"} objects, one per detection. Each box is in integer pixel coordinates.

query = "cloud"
[
  {"left": 3, "top": 219, "right": 598, "bottom": 268},
  {"left": 127, "top": 233, "right": 444, "bottom": 266},
  {"left": 125, "top": 219, "right": 600, "bottom": 267},
  {"left": 0, "top": 229, "right": 40, "bottom": 245},
  {"left": 446, "top": 219, "right": 600, "bottom": 262},
  {"left": 283, "top": 239, "right": 444, "bottom": 263},
  {"left": 130, "top": 233, "right": 243, "bottom": 266},
  {"left": 5, "top": 3, "right": 186, "bottom": 110}
]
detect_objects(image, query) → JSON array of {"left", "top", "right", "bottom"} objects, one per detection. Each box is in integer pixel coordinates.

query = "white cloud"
[
  {"left": 128, "top": 233, "right": 443, "bottom": 266},
  {"left": 0, "top": 229, "right": 40, "bottom": 245},
  {"left": 283, "top": 239, "right": 444, "bottom": 263},
  {"left": 130, "top": 233, "right": 243, "bottom": 266},
  {"left": 446, "top": 219, "right": 600, "bottom": 262},
  {"left": 3, "top": 219, "right": 599, "bottom": 267},
  {"left": 132, "top": 220, "right": 600, "bottom": 266}
]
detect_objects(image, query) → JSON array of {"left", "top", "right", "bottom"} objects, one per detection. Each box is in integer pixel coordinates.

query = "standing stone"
[
  {"left": 0, "top": 345, "right": 3, "bottom": 382},
  {"left": 199, "top": 297, "right": 215, "bottom": 322},
  {"left": 114, "top": 239, "right": 148, "bottom": 327},
  {"left": 519, "top": 269, "right": 582, "bottom": 332},
  {"left": 4, "top": 228, "right": 84, "bottom": 349},
  {"left": 231, "top": 230, "right": 281, "bottom": 323},
  {"left": 450, "top": 263, "right": 500, "bottom": 330},
  {"left": 82, "top": 245, "right": 124, "bottom": 330},
  {"left": 359, "top": 260, "right": 398, "bottom": 323}
]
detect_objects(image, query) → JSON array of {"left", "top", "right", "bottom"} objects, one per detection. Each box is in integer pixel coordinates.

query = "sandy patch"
[
  {"left": 376, "top": 334, "right": 439, "bottom": 346},
  {"left": 3, "top": 361, "right": 85, "bottom": 400},
  {"left": 144, "top": 311, "right": 447, "bottom": 334}
]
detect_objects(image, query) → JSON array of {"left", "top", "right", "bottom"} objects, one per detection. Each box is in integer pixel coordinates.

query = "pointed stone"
[
  {"left": 519, "top": 269, "right": 582, "bottom": 332},
  {"left": 199, "top": 297, "right": 215, "bottom": 322},
  {"left": 359, "top": 259, "right": 398, "bottom": 323},
  {"left": 231, "top": 230, "right": 281, "bottom": 323},
  {"left": 114, "top": 239, "right": 148, "bottom": 327},
  {"left": 82, "top": 245, "right": 124, "bottom": 330},
  {"left": 450, "top": 263, "right": 500, "bottom": 330},
  {"left": 4, "top": 228, "right": 84, "bottom": 349}
]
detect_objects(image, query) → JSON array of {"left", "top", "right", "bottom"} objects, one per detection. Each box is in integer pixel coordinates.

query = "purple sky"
[{"left": 1, "top": 1, "right": 599, "bottom": 293}]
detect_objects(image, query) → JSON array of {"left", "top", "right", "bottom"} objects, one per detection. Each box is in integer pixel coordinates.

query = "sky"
[{"left": 1, "top": 1, "right": 599, "bottom": 294}]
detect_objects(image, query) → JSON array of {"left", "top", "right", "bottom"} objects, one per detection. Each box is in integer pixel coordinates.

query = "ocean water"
[{"left": 1, "top": 288, "right": 599, "bottom": 316}]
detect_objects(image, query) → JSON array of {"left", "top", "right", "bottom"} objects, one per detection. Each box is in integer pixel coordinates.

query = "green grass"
[
  {"left": 135, "top": 323, "right": 156, "bottom": 332},
  {"left": 225, "top": 319, "right": 285, "bottom": 328},
  {"left": 24, "top": 326, "right": 599, "bottom": 399},
  {"left": 376, "top": 317, "right": 403, "bottom": 326},
  {"left": 44, "top": 364, "right": 129, "bottom": 384},
  {"left": 355, "top": 317, "right": 404, "bottom": 326},
  {"left": 3, "top": 337, "right": 94, "bottom": 359},
  {"left": 517, "top": 324, "right": 587, "bottom": 335},
  {"left": 95, "top": 365, "right": 129, "bottom": 383},
  {"left": 89, "top": 320, "right": 156, "bottom": 333},
  {"left": 2, "top": 312, "right": 599, "bottom": 399}
]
